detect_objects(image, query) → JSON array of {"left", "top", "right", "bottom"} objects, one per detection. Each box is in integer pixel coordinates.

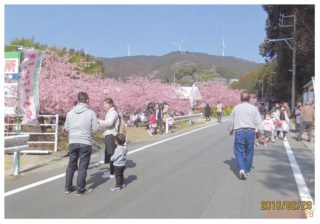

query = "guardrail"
[
  {"left": 4, "top": 134, "right": 30, "bottom": 176},
  {"left": 5, "top": 114, "right": 59, "bottom": 152},
  {"left": 166, "top": 113, "right": 203, "bottom": 133}
]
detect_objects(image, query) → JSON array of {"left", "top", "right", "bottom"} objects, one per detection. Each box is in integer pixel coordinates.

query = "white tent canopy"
[{"left": 176, "top": 84, "right": 202, "bottom": 107}]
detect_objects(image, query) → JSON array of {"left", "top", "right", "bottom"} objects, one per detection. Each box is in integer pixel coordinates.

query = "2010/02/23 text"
[
  {"left": 261, "top": 200, "right": 312, "bottom": 211},
  {"left": 261, "top": 200, "right": 313, "bottom": 218}
]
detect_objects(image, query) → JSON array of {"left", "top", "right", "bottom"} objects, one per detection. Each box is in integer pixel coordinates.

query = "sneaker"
[
  {"left": 64, "top": 186, "right": 76, "bottom": 194},
  {"left": 246, "top": 166, "right": 255, "bottom": 177},
  {"left": 75, "top": 188, "right": 93, "bottom": 196},
  {"left": 239, "top": 170, "right": 246, "bottom": 180},
  {"left": 255, "top": 142, "right": 260, "bottom": 147},
  {"left": 246, "top": 170, "right": 253, "bottom": 177},
  {"left": 109, "top": 174, "right": 115, "bottom": 178},
  {"left": 110, "top": 186, "right": 122, "bottom": 192},
  {"left": 122, "top": 184, "right": 127, "bottom": 188}
]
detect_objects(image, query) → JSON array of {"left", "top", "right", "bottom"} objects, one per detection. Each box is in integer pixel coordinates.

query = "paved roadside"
[
  {"left": 5, "top": 119, "right": 314, "bottom": 218},
  {"left": 4, "top": 119, "right": 220, "bottom": 181},
  {"left": 289, "top": 120, "right": 315, "bottom": 153}
]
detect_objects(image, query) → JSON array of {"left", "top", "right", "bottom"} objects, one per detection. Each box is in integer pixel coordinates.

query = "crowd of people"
[
  {"left": 127, "top": 102, "right": 175, "bottom": 135},
  {"left": 63, "top": 91, "right": 315, "bottom": 194},
  {"left": 122, "top": 100, "right": 226, "bottom": 136},
  {"left": 254, "top": 101, "right": 315, "bottom": 147},
  {"left": 228, "top": 92, "right": 314, "bottom": 180}
]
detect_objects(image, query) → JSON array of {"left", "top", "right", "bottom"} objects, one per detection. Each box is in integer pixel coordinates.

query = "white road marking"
[
  {"left": 127, "top": 121, "right": 220, "bottom": 155},
  {"left": 5, "top": 174, "right": 65, "bottom": 197},
  {"left": 5, "top": 121, "right": 221, "bottom": 197},
  {"left": 283, "top": 140, "right": 315, "bottom": 219}
]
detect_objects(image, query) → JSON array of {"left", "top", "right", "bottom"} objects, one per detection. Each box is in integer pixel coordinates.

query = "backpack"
[{"left": 116, "top": 112, "right": 127, "bottom": 135}]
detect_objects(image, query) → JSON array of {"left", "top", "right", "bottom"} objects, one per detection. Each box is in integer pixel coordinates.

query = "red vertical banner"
[
  {"left": 19, "top": 49, "right": 42, "bottom": 124},
  {"left": 4, "top": 52, "right": 21, "bottom": 115}
]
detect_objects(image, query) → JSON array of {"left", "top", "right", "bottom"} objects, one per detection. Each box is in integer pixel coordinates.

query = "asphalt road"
[{"left": 5, "top": 121, "right": 315, "bottom": 219}]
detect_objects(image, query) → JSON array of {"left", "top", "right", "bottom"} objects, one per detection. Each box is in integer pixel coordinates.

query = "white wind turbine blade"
[
  {"left": 221, "top": 37, "right": 226, "bottom": 56},
  {"left": 173, "top": 42, "right": 179, "bottom": 51}
]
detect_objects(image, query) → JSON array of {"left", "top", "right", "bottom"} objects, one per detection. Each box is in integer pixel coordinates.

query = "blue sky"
[{"left": 5, "top": 5, "right": 268, "bottom": 63}]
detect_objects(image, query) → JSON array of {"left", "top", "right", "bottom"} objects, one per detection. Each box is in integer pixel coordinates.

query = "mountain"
[{"left": 99, "top": 51, "right": 263, "bottom": 82}]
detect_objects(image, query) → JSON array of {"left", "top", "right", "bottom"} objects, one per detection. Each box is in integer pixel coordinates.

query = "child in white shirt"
[{"left": 262, "top": 113, "right": 275, "bottom": 146}]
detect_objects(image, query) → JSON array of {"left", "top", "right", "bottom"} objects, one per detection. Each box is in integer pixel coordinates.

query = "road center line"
[
  {"left": 283, "top": 140, "right": 315, "bottom": 218},
  {"left": 5, "top": 121, "right": 221, "bottom": 197}
]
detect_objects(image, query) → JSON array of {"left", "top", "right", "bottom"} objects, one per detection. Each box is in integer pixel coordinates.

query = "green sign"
[{"left": 5, "top": 51, "right": 21, "bottom": 75}]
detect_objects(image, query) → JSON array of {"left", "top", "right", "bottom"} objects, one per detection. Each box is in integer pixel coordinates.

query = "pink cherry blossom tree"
[{"left": 37, "top": 51, "right": 253, "bottom": 118}]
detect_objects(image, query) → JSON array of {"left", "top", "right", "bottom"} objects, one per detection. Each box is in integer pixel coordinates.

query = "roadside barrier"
[
  {"left": 4, "top": 134, "right": 30, "bottom": 176},
  {"left": 5, "top": 114, "right": 59, "bottom": 152},
  {"left": 166, "top": 113, "right": 203, "bottom": 133}
]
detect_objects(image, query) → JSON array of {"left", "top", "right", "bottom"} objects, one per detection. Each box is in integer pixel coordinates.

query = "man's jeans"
[
  {"left": 233, "top": 129, "right": 255, "bottom": 173},
  {"left": 65, "top": 143, "right": 92, "bottom": 193},
  {"left": 297, "top": 121, "right": 313, "bottom": 141}
]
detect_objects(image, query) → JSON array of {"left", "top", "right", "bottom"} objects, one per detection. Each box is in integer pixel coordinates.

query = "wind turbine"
[
  {"left": 128, "top": 43, "right": 131, "bottom": 57},
  {"left": 221, "top": 37, "right": 226, "bottom": 57},
  {"left": 173, "top": 39, "right": 185, "bottom": 53}
]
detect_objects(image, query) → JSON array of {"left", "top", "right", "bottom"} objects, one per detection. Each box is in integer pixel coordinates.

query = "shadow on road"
[
  {"left": 126, "top": 159, "right": 137, "bottom": 168},
  {"left": 97, "top": 159, "right": 137, "bottom": 171},
  {"left": 255, "top": 142, "right": 315, "bottom": 199},
  {"left": 87, "top": 171, "right": 109, "bottom": 189},
  {"left": 223, "top": 158, "right": 238, "bottom": 179},
  {"left": 86, "top": 172, "right": 137, "bottom": 190},
  {"left": 86, "top": 160, "right": 137, "bottom": 190},
  {"left": 125, "top": 175, "right": 137, "bottom": 185},
  {"left": 20, "top": 163, "right": 49, "bottom": 173}
]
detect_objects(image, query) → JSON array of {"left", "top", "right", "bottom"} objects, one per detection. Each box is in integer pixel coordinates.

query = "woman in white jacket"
[
  {"left": 98, "top": 98, "right": 119, "bottom": 178},
  {"left": 275, "top": 105, "right": 289, "bottom": 140}
]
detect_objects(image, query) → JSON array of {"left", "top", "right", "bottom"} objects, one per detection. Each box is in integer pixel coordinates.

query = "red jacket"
[{"left": 149, "top": 114, "right": 156, "bottom": 124}]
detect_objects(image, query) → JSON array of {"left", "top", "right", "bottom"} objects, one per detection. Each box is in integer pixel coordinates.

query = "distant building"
[
  {"left": 303, "top": 77, "right": 315, "bottom": 106},
  {"left": 229, "top": 79, "right": 239, "bottom": 84},
  {"left": 212, "top": 77, "right": 228, "bottom": 84},
  {"left": 176, "top": 85, "right": 202, "bottom": 107}
]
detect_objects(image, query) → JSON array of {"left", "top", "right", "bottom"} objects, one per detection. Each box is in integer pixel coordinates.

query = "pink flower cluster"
[{"left": 197, "top": 82, "right": 242, "bottom": 106}]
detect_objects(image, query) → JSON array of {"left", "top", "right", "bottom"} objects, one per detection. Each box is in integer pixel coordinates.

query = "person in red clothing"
[{"left": 148, "top": 111, "right": 157, "bottom": 136}]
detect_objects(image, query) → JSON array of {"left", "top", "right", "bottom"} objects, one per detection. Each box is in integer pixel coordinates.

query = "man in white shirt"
[{"left": 227, "top": 92, "right": 263, "bottom": 180}]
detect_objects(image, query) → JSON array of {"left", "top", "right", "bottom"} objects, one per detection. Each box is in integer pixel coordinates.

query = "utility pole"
[
  {"left": 292, "top": 13, "right": 296, "bottom": 114},
  {"left": 268, "top": 12, "right": 296, "bottom": 113},
  {"left": 262, "top": 80, "right": 264, "bottom": 102}
]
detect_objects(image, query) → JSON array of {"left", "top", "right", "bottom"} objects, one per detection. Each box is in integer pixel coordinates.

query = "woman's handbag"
[
  {"left": 276, "top": 119, "right": 283, "bottom": 126},
  {"left": 282, "top": 122, "right": 289, "bottom": 132}
]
